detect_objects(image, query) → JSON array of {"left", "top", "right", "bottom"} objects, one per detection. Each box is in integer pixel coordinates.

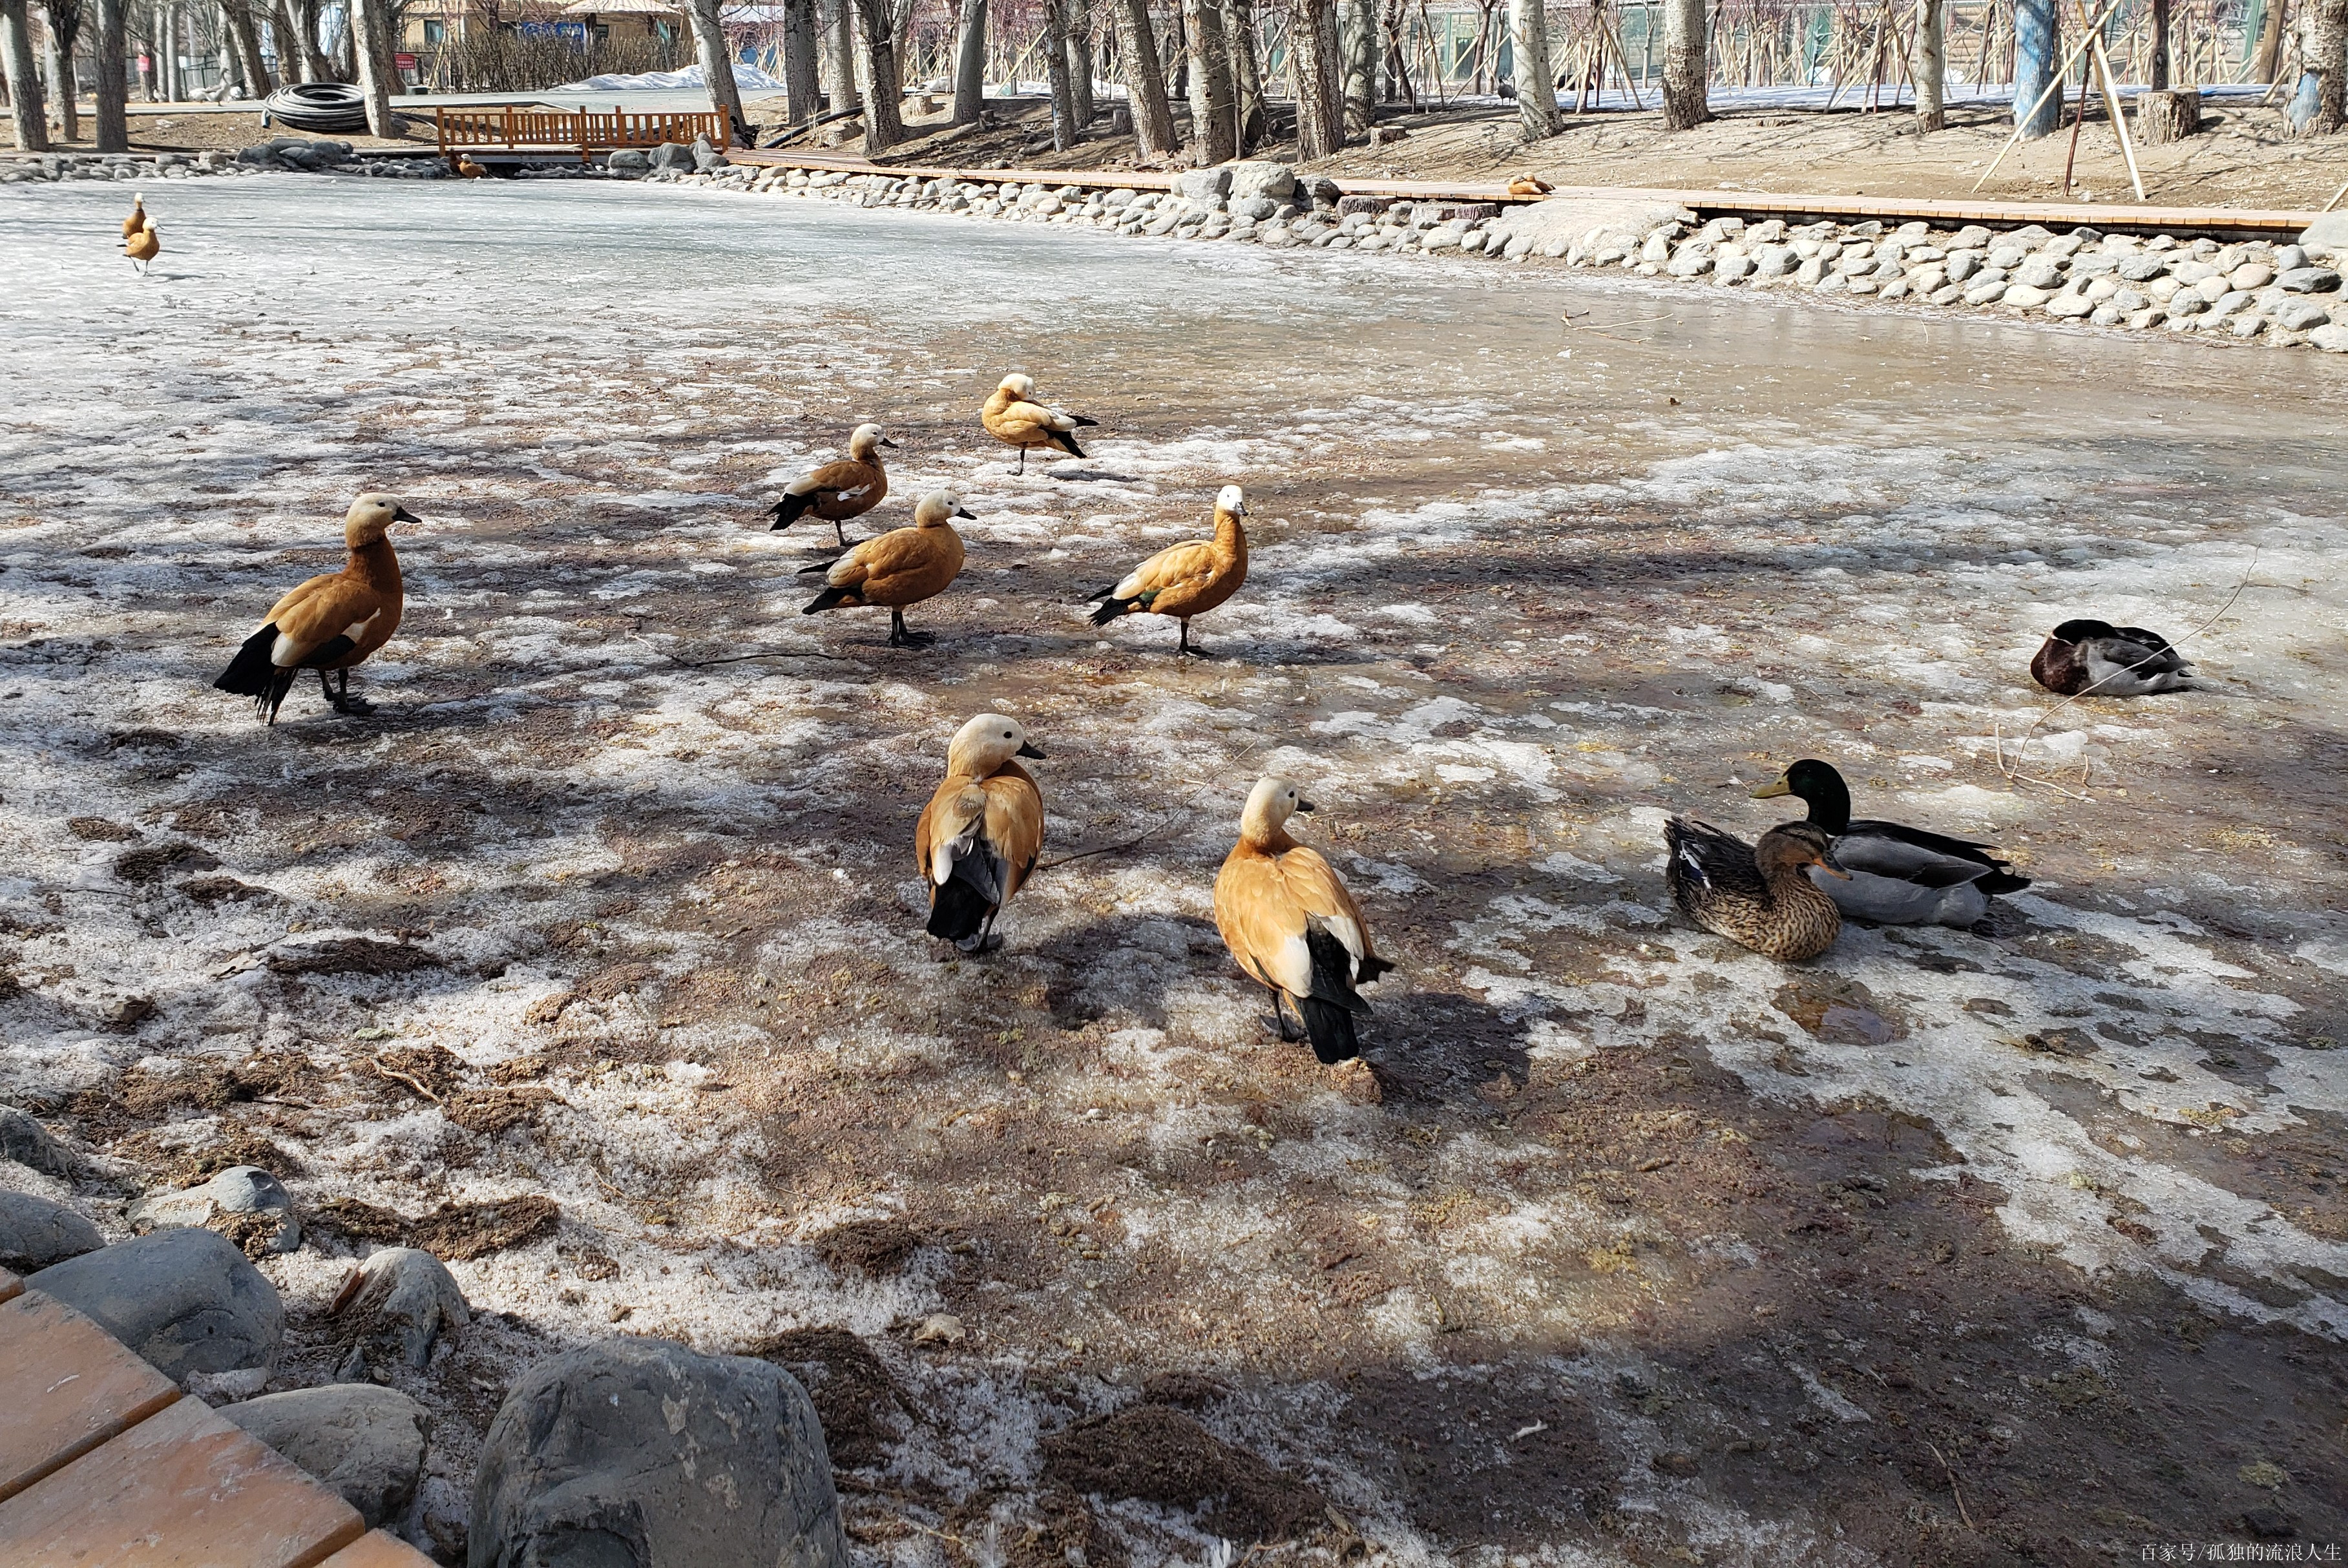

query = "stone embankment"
[
  {"left": 644, "top": 147, "right": 2348, "bottom": 353},
  {"left": 0, "top": 138, "right": 449, "bottom": 183}
]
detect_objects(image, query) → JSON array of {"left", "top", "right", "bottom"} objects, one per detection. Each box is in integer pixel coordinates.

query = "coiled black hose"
[{"left": 266, "top": 82, "right": 370, "bottom": 134}]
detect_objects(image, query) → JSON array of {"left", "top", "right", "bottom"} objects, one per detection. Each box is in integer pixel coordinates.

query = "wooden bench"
[
  {"left": 0, "top": 1266, "right": 434, "bottom": 1567},
  {"left": 434, "top": 105, "right": 732, "bottom": 171}
]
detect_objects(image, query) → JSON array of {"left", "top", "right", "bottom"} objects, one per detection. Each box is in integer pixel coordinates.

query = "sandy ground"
[{"left": 2, "top": 175, "right": 2347, "bottom": 1565}]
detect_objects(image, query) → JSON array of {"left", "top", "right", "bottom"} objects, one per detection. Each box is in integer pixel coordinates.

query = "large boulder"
[
  {"left": 0, "top": 1105, "right": 76, "bottom": 1175},
  {"left": 28, "top": 1226, "right": 283, "bottom": 1380},
  {"left": 1173, "top": 167, "right": 1232, "bottom": 205},
  {"left": 471, "top": 1339, "right": 848, "bottom": 1568},
  {"left": 129, "top": 1164, "right": 300, "bottom": 1254},
  {"left": 648, "top": 141, "right": 696, "bottom": 174},
  {"left": 222, "top": 1384, "right": 430, "bottom": 1528},
  {"left": 691, "top": 133, "right": 728, "bottom": 173},
  {"left": 341, "top": 1246, "right": 468, "bottom": 1376},
  {"left": 2303, "top": 211, "right": 2348, "bottom": 258},
  {"left": 607, "top": 149, "right": 651, "bottom": 178},
  {"left": 1224, "top": 160, "right": 1295, "bottom": 203},
  {"left": 0, "top": 1191, "right": 104, "bottom": 1271},
  {"left": 1487, "top": 194, "right": 1690, "bottom": 260}
]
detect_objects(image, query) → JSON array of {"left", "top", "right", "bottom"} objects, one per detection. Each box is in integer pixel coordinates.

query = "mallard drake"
[
  {"left": 799, "top": 489, "right": 971, "bottom": 647},
  {"left": 770, "top": 424, "right": 896, "bottom": 546},
  {"left": 981, "top": 373, "right": 1096, "bottom": 475},
  {"left": 1664, "top": 818, "right": 1845, "bottom": 961},
  {"left": 1084, "top": 484, "right": 1249, "bottom": 657},
  {"left": 1754, "top": 758, "right": 2028, "bottom": 928},
  {"left": 2030, "top": 619, "right": 2197, "bottom": 697},
  {"left": 213, "top": 494, "right": 418, "bottom": 723},
  {"left": 914, "top": 713, "right": 1046, "bottom": 951},
  {"left": 1213, "top": 776, "right": 1395, "bottom": 1063}
]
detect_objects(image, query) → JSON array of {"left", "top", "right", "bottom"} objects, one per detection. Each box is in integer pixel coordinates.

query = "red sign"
[{"left": 395, "top": 52, "right": 417, "bottom": 68}]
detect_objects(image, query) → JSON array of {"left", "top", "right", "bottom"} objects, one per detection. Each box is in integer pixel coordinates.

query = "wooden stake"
[
  {"left": 2323, "top": 175, "right": 2348, "bottom": 213},
  {"left": 1969, "top": 0, "right": 2128, "bottom": 192}
]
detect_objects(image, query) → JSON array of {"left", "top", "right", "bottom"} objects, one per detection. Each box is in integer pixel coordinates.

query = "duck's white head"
[
  {"left": 344, "top": 492, "right": 421, "bottom": 547},
  {"left": 1215, "top": 483, "right": 1249, "bottom": 517},
  {"left": 914, "top": 489, "right": 977, "bottom": 526},
  {"left": 998, "top": 373, "right": 1036, "bottom": 399},
  {"left": 949, "top": 712, "right": 1045, "bottom": 775},
  {"left": 848, "top": 423, "right": 897, "bottom": 458},
  {"left": 1239, "top": 774, "right": 1314, "bottom": 843}
]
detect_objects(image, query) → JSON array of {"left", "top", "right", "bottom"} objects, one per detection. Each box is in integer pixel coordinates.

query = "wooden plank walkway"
[
  {"left": 0, "top": 1270, "right": 433, "bottom": 1568},
  {"left": 726, "top": 150, "right": 2320, "bottom": 236}
]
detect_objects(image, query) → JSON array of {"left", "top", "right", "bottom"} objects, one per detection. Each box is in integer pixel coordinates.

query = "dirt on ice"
[{"left": 1, "top": 176, "right": 2346, "bottom": 1565}]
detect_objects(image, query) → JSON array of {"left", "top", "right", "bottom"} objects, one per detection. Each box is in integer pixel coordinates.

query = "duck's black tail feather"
[
  {"left": 1298, "top": 996, "right": 1360, "bottom": 1064},
  {"left": 1088, "top": 596, "right": 1135, "bottom": 627},
  {"left": 927, "top": 878, "right": 992, "bottom": 942},
  {"left": 1976, "top": 870, "right": 2033, "bottom": 896},
  {"left": 1049, "top": 430, "right": 1088, "bottom": 458},
  {"left": 803, "top": 585, "right": 856, "bottom": 614},
  {"left": 771, "top": 493, "right": 813, "bottom": 530},
  {"left": 215, "top": 626, "right": 297, "bottom": 721}
]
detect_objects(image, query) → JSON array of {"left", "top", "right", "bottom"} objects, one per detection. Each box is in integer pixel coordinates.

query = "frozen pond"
[{"left": 3, "top": 176, "right": 2346, "bottom": 1562}]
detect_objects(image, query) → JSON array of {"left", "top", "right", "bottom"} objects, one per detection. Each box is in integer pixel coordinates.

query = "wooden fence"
[{"left": 432, "top": 105, "right": 731, "bottom": 167}]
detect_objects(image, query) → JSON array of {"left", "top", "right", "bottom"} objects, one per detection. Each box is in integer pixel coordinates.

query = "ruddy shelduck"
[
  {"left": 454, "top": 153, "right": 488, "bottom": 179},
  {"left": 123, "top": 193, "right": 149, "bottom": 241},
  {"left": 1213, "top": 776, "right": 1395, "bottom": 1064},
  {"left": 215, "top": 493, "right": 419, "bottom": 723},
  {"left": 1086, "top": 484, "right": 1250, "bottom": 657},
  {"left": 770, "top": 423, "right": 897, "bottom": 546},
  {"left": 801, "top": 489, "right": 972, "bottom": 647},
  {"left": 914, "top": 713, "right": 1047, "bottom": 950},
  {"left": 123, "top": 205, "right": 160, "bottom": 275},
  {"left": 981, "top": 373, "right": 1097, "bottom": 475}
]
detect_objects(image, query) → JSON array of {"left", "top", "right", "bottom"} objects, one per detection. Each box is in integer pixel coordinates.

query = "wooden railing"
[{"left": 432, "top": 105, "right": 729, "bottom": 167}]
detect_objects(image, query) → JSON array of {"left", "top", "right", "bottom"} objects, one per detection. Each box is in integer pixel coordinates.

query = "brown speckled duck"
[{"left": 1664, "top": 818, "right": 1846, "bottom": 961}]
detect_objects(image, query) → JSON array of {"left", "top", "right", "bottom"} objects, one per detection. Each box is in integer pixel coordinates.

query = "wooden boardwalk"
[
  {"left": 726, "top": 150, "right": 2320, "bottom": 237},
  {"left": 0, "top": 1264, "right": 434, "bottom": 1567}
]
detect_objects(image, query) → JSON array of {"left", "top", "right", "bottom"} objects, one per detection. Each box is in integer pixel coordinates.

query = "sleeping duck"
[
  {"left": 1754, "top": 758, "right": 2029, "bottom": 928},
  {"left": 2030, "top": 619, "right": 2197, "bottom": 697}
]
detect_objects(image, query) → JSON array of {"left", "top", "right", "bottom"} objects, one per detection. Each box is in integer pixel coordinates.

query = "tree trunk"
[
  {"left": 1040, "top": 0, "right": 1076, "bottom": 143},
  {"left": 42, "top": 0, "right": 79, "bottom": 136},
  {"left": 1661, "top": 0, "right": 1706, "bottom": 127},
  {"left": 2314, "top": 0, "right": 2346, "bottom": 131},
  {"left": 1339, "top": 0, "right": 1372, "bottom": 137},
  {"left": 1111, "top": 0, "right": 1177, "bottom": 154},
  {"left": 2253, "top": 0, "right": 2284, "bottom": 83},
  {"left": 827, "top": 0, "right": 857, "bottom": 118},
  {"left": 1065, "top": 0, "right": 1093, "bottom": 121},
  {"left": 289, "top": 0, "right": 327, "bottom": 80},
  {"left": 1226, "top": 0, "right": 1263, "bottom": 147},
  {"left": 1287, "top": 0, "right": 1337, "bottom": 154},
  {"left": 950, "top": 0, "right": 983, "bottom": 118},
  {"left": 1181, "top": 0, "right": 1233, "bottom": 161},
  {"left": 93, "top": 0, "right": 123, "bottom": 143},
  {"left": 1910, "top": 0, "right": 1942, "bottom": 129},
  {"left": 3, "top": 0, "right": 53, "bottom": 145},
  {"left": 2147, "top": 0, "right": 2168, "bottom": 86},
  {"left": 853, "top": 0, "right": 903, "bottom": 146},
  {"left": 2011, "top": 0, "right": 2060, "bottom": 137},
  {"left": 685, "top": 0, "right": 748, "bottom": 141},
  {"left": 2136, "top": 85, "right": 2199, "bottom": 140},
  {"left": 346, "top": 0, "right": 392, "bottom": 130},
  {"left": 782, "top": 0, "right": 818, "bottom": 119},
  {"left": 1509, "top": 0, "right": 1556, "bottom": 137},
  {"left": 221, "top": 0, "right": 267, "bottom": 92}
]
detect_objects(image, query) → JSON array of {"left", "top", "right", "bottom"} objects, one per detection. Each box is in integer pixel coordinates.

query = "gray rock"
[
  {"left": 129, "top": 1166, "right": 300, "bottom": 1254},
  {"left": 1224, "top": 160, "right": 1295, "bottom": 202},
  {"left": 1173, "top": 167, "right": 1231, "bottom": 204},
  {"left": 2273, "top": 244, "right": 2309, "bottom": 271},
  {"left": 1754, "top": 244, "right": 1796, "bottom": 278},
  {"left": 2208, "top": 289, "right": 2254, "bottom": 320},
  {"left": 2279, "top": 266, "right": 2342, "bottom": 294},
  {"left": 2170, "top": 259, "right": 2219, "bottom": 286},
  {"left": 2014, "top": 257, "right": 2064, "bottom": 289},
  {"left": 1666, "top": 248, "right": 1714, "bottom": 277},
  {"left": 0, "top": 1191, "right": 105, "bottom": 1271},
  {"left": 691, "top": 135, "right": 728, "bottom": 173},
  {"left": 472, "top": 1339, "right": 848, "bottom": 1568},
  {"left": 2311, "top": 323, "right": 2348, "bottom": 353},
  {"left": 342, "top": 1248, "right": 469, "bottom": 1376},
  {"left": 2274, "top": 298, "right": 2333, "bottom": 331},
  {"left": 2090, "top": 303, "right": 2124, "bottom": 326},
  {"left": 2230, "top": 313, "right": 2266, "bottom": 338},
  {"left": 2045, "top": 289, "right": 2096, "bottom": 318},
  {"left": 1796, "top": 256, "right": 1827, "bottom": 285},
  {"left": 648, "top": 141, "right": 695, "bottom": 174},
  {"left": 1, "top": 1105, "right": 76, "bottom": 1175},
  {"left": 1964, "top": 280, "right": 2011, "bottom": 306},
  {"left": 222, "top": 1385, "right": 429, "bottom": 1528},
  {"left": 1228, "top": 194, "right": 1279, "bottom": 222},
  {"left": 1944, "top": 249, "right": 1981, "bottom": 283},
  {"left": 606, "top": 149, "right": 651, "bottom": 176},
  {"left": 1715, "top": 253, "right": 1756, "bottom": 282},
  {"left": 1296, "top": 173, "right": 1341, "bottom": 208},
  {"left": 29, "top": 1226, "right": 282, "bottom": 1380}
]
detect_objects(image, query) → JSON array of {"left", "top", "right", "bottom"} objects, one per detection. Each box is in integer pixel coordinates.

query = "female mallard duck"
[
  {"left": 1753, "top": 758, "right": 2028, "bottom": 928},
  {"left": 2029, "top": 619, "right": 2197, "bottom": 697},
  {"left": 1664, "top": 818, "right": 1845, "bottom": 961}
]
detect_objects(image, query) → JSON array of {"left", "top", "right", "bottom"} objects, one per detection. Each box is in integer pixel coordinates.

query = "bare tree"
[
  {"left": 1660, "top": 0, "right": 1707, "bottom": 127},
  {"left": 1339, "top": 0, "right": 1373, "bottom": 138},
  {"left": 950, "top": 0, "right": 982, "bottom": 119},
  {"left": 1287, "top": 0, "right": 1339, "bottom": 154},
  {"left": 684, "top": 0, "right": 748, "bottom": 141},
  {"left": 1509, "top": 0, "right": 1556, "bottom": 137},
  {"left": 827, "top": 0, "right": 857, "bottom": 116},
  {"left": 1910, "top": 0, "right": 1943, "bottom": 129},
  {"left": 41, "top": 0, "right": 80, "bottom": 137},
  {"left": 348, "top": 0, "right": 394, "bottom": 130},
  {"left": 782, "top": 0, "right": 818, "bottom": 120},
  {"left": 220, "top": 0, "right": 269, "bottom": 94},
  {"left": 1226, "top": 0, "right": 1263, "bottom": 147},
  {"left": 1180, "top": 0, "right": 1233, "bottom": 160},
  {"left": 2313, "top": 0, "right": 2345, "bottom": 132},
  {"left": 3, "top": 0, "right": 54, "bottom": 145},
  {"left": 93, "top": 0, "right": 123, "bottom": 144},
  {"left": 1111, "top": 0, "right": 1177, "bottom": 154},
  {"left": 853, "top": 0, "right": 904, "bottom": 147},
  {"left": 1040, "top": 0, "right": 1076, "bottom": 142},
  {"left": 285, "top": 0, "right": 329, "bottom": 80},
  {"left": 1065, "top": 0, "right": 1093, "bottom": 123}
]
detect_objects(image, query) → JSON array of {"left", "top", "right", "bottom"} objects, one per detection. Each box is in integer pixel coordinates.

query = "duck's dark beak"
[
  {"left": 879, "top": 437, "right": 901, "bottom": 450},
  {"left": 1295, "top": 799, "right": 1316, "bottom": 814},
  {"left": 1238, "top": 501, "right": 1252, "bottom": 517},
  {"left": 392, "top": 505, "right": 423, "bottom": 525},
  {"left": 954, "top": 506, "right": 977, "bottom": 520},
  {"left": 1816, "top": 848, "right": 1852, "bottom": 881},
  {"left": 1751, "top": 776, "right": 1792, "bottom": 800},
  {"left": 1014, "top": 742, "right": 1045, "bottom": 760}
]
